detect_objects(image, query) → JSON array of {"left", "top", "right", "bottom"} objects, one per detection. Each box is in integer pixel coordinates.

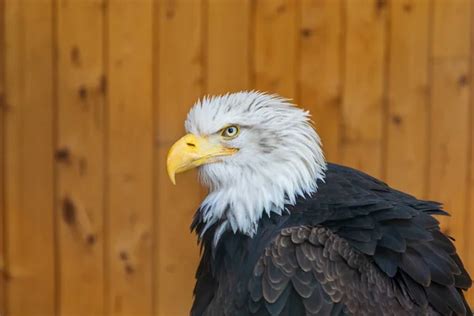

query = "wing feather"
[{"left": 249, "top": 227, "right": 420, "bottom": 315}]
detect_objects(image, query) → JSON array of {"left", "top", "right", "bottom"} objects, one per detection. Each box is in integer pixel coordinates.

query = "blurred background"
[{"left": 0, "top": 0, "right": 473, "bottom": 315}]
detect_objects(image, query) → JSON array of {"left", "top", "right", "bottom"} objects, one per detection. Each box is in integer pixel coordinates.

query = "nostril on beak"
[{"left": 186, "top": 142, "right": 196, "bottom": 148}]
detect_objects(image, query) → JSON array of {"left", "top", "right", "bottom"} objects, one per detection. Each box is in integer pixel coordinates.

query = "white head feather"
[{"left": 185, "top": 91, "right": 326, "bottom": 243}]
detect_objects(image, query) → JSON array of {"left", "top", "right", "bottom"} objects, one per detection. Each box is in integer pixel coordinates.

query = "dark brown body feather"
[{"left": 191, "top": 163, "right": 472, "bottom": 316}]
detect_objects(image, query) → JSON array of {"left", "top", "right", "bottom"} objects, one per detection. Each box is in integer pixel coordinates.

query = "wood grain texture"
[
  {"left": 0, "top": 0, "right": 5, "bottom": 312},
  {"left": 468, "top": 57, "right": 474, "bottom": 305},
  {"left": 468, "top": 1, "right": 474, "bottom": 303},
  {"left": 3, "top": 0, "right": 56, "bottom": 315},
  {"left": 255, "top": 0, "right": 297, "bottom": 99},
  {"left": 386, "top": 0, "right": 429, "bottom": 198},
  {"left": 107, "top": 1, "right": 154, "bottom": 315},
  {"left": 429, "top": 0, "right": 471, "bottom": 259},
  {"left": 341, "top": 0, "right": 388, "bottom": 178},
  {"left": 432, "top": 0, "right": 471, "bottom": 59},
  {"left": 155, "top": 1, "right": 203, "bottom": 315},
  {"left": 56, "top": 0, "right": 105, "bottom": 315},
  {"left": 299, "top": 0, "right": 343, "bottom": 162},
  {"left": 207, "top": 0, "right": 251, "bottom": 94}
]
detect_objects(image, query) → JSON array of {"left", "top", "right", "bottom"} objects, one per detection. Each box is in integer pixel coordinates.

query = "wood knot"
[
  {"left": 391, "top": 114, "right": 403, "bottom": 125},
  {"left": 375, "top": 0, "right": 387, "bottom": 11},
  {"left": 119, "top": 251, "right": 129, "bottom": 261},
  {"left": 86, "top": 234, "right": 96, "bottom": 245},
  {"left": 55, "top": 147, "right": 71, "bottom": 162},
  {"left": 62, "top": 197, "right": 76, "bottom": 225},
  {"left": 125, "top": 264, "right": 134, "bottom": 274},
  {"left": 458, "top": 74, "right": 469, "bottom": 87},
  {"left": 78, "top": 85, "right": 88, "bottom": 100},
  {"left": 403, "top": 3, "right": 413, "bottom": 12},
  {"left": 300, "top": 28, "right": 313, "bottom": 37}
]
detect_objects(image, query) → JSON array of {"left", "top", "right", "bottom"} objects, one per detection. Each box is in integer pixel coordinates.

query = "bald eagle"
[{"left": 167, "top": 91, "right": 472, "bottom": 316}]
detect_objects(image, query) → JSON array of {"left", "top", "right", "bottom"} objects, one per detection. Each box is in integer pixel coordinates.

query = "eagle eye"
[{"left": 221, "top": 125, "right": 240, "bottom": 139}]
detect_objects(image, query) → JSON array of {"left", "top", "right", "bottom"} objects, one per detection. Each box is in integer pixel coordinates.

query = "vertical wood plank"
[
  {"left": 107, "top": 1, "right": 154, "bottom": 315},
  {"left": 3, "top": 0, "right": 56, "bottom": 315},
  {"left": 429, "top": 0, "right": 471, "bottom": 259},
  {"left": 432, "top": 0, "right": 470, "bottom": 60},
  {"left": 468, "top": 2, "right": 474, "bottom": 304},
  {"left": 155, "top": 1, "right": 203, "bottom": 315},
  {"left": 207, "top": 0, "right": 251, "bottom": 94},
  {"left": 0, "top": 123, "right": 3, "bottom": 313},
  {"left": 341, "top": 0, "right": 388, "bottom": 178},
  {"left": 386, "top": 0, "right": 430, "bottom": 198},
  {"left": 56, "top": 1, "right": 105, "bottom": 315},
  {"left": 0, "top": 0, "right": 5, "bottom": 311},
  {"left": 299, "top": 0, "right": 343, "bottom": 162},
  {"left": 468, "top": 26, "right": 474, "bottom": 303},
  {"left": 254, "top": 0, "right": 297, "bottom": 99}
]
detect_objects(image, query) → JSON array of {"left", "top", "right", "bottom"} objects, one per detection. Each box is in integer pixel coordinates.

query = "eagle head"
[{"left": 167, "top": 91, "right": 326, "bottom": 240}]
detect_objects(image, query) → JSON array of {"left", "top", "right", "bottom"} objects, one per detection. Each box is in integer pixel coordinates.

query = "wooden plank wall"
[
  {"left": 4, "top": 2, "right": 56, "bottom": 316},
  {"left": 56, "top": 1, "right": 105, "bottom": 315},
  {"left": 108, "top": 1, "right": 154, "bottom": 315},
  {"left": 1, "top": 0, "right": 473, "bottom": 314}
]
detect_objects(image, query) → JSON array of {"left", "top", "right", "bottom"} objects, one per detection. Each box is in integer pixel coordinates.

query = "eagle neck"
[{"left": 194, "top": 160, "right": 326, "bottom": 247}]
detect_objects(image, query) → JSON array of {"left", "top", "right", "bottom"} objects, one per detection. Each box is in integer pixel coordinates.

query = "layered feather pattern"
[{"left": 191, "top": 163, "right": 472, "bottom": 316}]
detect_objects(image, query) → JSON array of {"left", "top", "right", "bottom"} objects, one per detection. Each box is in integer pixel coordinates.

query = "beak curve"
[{"left": 166, "top": 133, "right": 238, "bottom": 184}]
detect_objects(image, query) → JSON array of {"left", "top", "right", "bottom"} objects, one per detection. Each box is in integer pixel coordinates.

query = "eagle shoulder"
[{"left": 246, "top": 163, "right": 471, "bottom": 315}]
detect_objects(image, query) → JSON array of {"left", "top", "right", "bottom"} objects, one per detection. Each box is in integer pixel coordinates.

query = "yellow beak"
[{"left": 166, "top": 134, "right": 238, "bottom": 184}]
